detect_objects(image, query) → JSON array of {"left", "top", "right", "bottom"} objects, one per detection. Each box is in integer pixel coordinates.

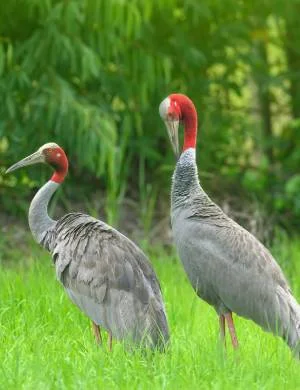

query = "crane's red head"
[
  {"left": 159, "top": 93, "right": 198, "bottom": 158},
  {"left": 6, "top": 142, "right": 69, "bottom": 184},
  {"left": 40, "top": 143, "right": 69, "bottom": 183}
]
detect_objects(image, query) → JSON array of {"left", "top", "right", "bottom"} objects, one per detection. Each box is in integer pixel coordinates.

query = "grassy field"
[{"left": 0, "top": 235, "right": 300, "bottom": 389}]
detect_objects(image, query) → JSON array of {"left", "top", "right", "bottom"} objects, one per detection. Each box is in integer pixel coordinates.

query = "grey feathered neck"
[
  {"left": 29, "top": 180, "right": 59, "bottom": 244},
  {"left": 171, "top": 149, "right": 199, "bottom": 206},
  {"left": 171, "top": 148, "right": 228, "bottom": 222}
]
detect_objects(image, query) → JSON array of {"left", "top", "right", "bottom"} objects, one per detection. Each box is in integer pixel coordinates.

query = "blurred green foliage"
[{"left": 0, "top": 0, "right": 300, "bottom": 230}]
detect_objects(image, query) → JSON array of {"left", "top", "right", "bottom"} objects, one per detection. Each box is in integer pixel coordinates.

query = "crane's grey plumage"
[
  {"left": 172, "top": 149, "right": 300, "bottom": 356},
  {"left": 41, "top": 210, "right": 169, "bottom": 348},
  {"left": 160, "top": 93, "right": 300, "bottom": 358},
  {"left": 7, "top": 144, "right": 169, "bottom": 350}
]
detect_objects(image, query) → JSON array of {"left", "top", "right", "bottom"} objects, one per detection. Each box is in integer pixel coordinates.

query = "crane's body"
[
  {"left": 160, "top": 94, "right": 300, "bottom": 358},
  {"left": 7, "top": 143, "right": 169, "bottom": 350},
  {"left": 172, "top": 148, "right": 300, "bottom": 354}
]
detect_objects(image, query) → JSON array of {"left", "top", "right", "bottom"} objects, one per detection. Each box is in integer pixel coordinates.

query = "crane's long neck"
[
  {"left": 182, "top": 107, "right": 197, "bottom": 152},
  {"left": 170, "top": 96, "right": 226, "bottom": 221},
  {"left": 171, "top": 96, "right": 200, "bottom": 208},
  {"left": 29, "top": 180, "right": 59, "bottom": 245},
  {"left": 171, "top": 148, "right": 202, "bottom": 208}
]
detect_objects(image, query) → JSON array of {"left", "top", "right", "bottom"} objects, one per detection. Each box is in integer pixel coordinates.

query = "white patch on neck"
[{"left": 180, "top": 148, "right": 196, "bottom": 162}]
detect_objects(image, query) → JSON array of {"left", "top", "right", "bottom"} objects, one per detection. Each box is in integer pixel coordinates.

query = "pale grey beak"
[
  {"left": 165, "top": 120, "right": 180, "bottom": 159},
  {"left": 6, "top": 150, "right": 45, "bottom": 174}
]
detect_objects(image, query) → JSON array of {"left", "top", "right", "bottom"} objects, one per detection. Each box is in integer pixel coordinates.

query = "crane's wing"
[
  {"left": 186, "top": 212, "right": 289, "bottom": 290},
  {"left": 176, "top": 211, "right": 293, "bottom": 333},
  {"left": 40, "top": 213, "right": 169, "bottom": 344},
  {"left": 48, "top": 213, "right": 162, "bottom": 303}
]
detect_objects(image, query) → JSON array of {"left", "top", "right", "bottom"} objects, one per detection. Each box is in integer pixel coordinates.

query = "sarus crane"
[
  {"left": 159, "top": 93, "right": 300, "bottom": 358},
  {"left": 6, "top": 142, "right": 169, "bottom": 350}
]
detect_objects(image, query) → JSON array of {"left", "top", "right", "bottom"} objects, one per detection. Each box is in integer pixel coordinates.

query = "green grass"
[{"left": 0, "top": 237, "right": 300, "bottom": 389}]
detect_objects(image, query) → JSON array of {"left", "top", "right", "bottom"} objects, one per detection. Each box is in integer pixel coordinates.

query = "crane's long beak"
[
  {"left": 6, "top": 150, "right": 45, "bottom": 174},
  {"left": 165, "top": 120, "right": 180, "bottom": 159}
]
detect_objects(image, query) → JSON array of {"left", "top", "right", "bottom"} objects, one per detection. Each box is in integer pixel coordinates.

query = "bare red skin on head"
[
  {"left": 169, "top": 93, "right": 198, "bottom": 151},
  {"left": 43, "top": 147, "right": 69, "bottom": 183}
]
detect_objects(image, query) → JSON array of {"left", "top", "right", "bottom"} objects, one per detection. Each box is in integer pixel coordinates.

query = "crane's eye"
[{"left": 167, "top": 109, "right": 179, "bottom": 121}]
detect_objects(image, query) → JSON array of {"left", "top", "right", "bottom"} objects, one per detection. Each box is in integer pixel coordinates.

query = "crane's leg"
[
  {"left": 108, "top": 332, "right": 113, "bottom": 352},
  {"left": 219, "top": 314, "right": 226, "bottom": 348},
  {"left": 92, "top": 322, "right": 102, "bottom": 345},
  {"left": 224, "top": 312, "right": 239, "bottom": 349}
]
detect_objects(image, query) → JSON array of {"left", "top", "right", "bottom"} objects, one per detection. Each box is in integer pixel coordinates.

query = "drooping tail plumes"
[
  {"left": 286, "top": 294, "right": 300, "bottom": 358},
  {"left": 277, "top": 287, "right": 300, "bottom": 358}
]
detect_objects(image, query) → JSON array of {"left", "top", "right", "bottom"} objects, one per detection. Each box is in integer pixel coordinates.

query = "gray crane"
[
  {"left": 6, "top": 142, "right": 169, "bottom": 350},
  {"left": 159, "top": 93, "right": 300, "bottom": 358}
]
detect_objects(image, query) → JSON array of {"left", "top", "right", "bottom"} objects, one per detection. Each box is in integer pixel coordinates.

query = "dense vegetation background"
[
  {"left": 1, "top": 0, "right": 300, "bottom": 236},
  {"left": 1, "top": 3, "right": 300, "bottom": 387}
]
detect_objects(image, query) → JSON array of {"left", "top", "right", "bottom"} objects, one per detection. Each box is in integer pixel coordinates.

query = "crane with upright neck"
[{"left": 6, "top": 142, "right": 169, "bottom": 350}]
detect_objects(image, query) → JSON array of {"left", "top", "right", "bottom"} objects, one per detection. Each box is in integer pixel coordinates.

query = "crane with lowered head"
[
  {"left": 159, "top": 93, "right": 300, "bottom": 358},
  {"left": 6, "top": 142, "right": 169, "bottom": 351}
]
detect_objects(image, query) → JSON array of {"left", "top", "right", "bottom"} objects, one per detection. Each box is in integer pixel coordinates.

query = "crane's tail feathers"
[
  {"left": 287, "top": 293, "right": 300, "bottom": 359},
  {"left": 277, "top": 287, "right": 300, "bottom": 359},
  {"left": 145, "top": 297, "right": 170, "bottom": 351}
]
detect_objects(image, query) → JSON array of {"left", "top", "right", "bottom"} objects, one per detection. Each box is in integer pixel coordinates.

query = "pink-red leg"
[
  {"left": 92, "top": 322, "right": 102, "bottom": 345},
  {"left": 224, "top": 312, "right": 239, "bottom": 349},
  {"left": 219, "top": 314, "right": 226, "bottom": 348},
  {"left": 108, "top": 332, "right": 113, "bottom": 351}
]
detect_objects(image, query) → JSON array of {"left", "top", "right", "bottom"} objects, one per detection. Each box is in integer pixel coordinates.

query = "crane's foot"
[
  {"left": 224, "top": 312, "right": 239, "bottom": 349},
  {"left": 108, "top": 332, "right": 113, "bottom": 352},
  {"left": 92, "top": 322, "right": 102, "bottom": 345}
]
